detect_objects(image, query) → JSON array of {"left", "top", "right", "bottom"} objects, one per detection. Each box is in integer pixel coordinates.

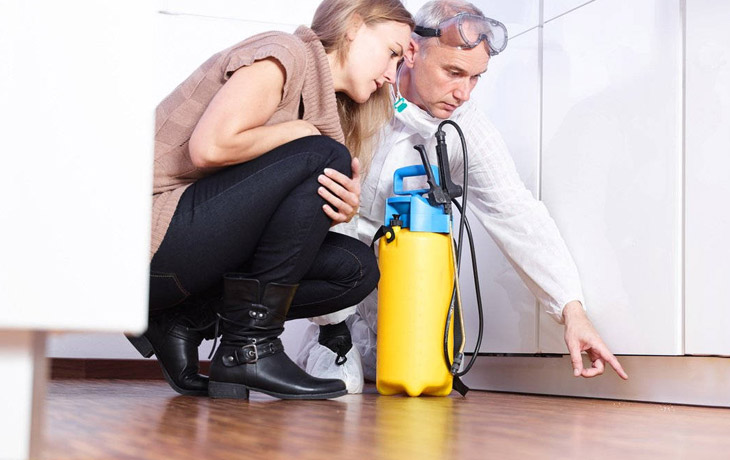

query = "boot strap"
[{"left": 221, "top": 339, "right": 284, "bottom": 367}]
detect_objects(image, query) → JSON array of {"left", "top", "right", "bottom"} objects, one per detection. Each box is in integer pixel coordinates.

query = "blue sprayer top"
[{"left": 383, "top": 165, "right": 451, "bottom": 233}]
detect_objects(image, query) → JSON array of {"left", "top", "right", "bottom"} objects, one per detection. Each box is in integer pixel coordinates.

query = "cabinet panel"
[
  {"left": 539, "top": 0, "right": 683, "bottom": 354},
  {"left": 0, "top": 2, "right": 155, "bottom": 332},
  {"left": 684, "top": 0, "right": 730, "bottom": 355}
]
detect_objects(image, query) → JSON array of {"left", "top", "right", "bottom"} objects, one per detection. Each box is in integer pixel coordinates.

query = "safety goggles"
[{"left": 414, "top": 13, "right": 508, "bottom": 56}]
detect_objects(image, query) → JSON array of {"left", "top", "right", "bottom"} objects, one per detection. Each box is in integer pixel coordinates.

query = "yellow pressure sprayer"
[{"left": 374, "top": 121, "right": 485, "bottom": 397}]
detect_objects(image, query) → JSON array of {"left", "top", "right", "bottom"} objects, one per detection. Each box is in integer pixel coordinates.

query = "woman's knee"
[{"left": 291, "top": 135, "right": 352, "bottom": 177}]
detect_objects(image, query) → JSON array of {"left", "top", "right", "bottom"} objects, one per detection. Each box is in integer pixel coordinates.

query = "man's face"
[{"left": 406, "top": 40, "right": 490, "bottom": 119}]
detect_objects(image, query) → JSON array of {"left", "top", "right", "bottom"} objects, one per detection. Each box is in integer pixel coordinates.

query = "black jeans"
[{"left": 149, "top": 136, "right": 379, "bottom": 320}]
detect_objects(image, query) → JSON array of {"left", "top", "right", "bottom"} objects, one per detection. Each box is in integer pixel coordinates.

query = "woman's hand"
[{"left": 318, "top": 157, "right": 361, "bottom": 226}]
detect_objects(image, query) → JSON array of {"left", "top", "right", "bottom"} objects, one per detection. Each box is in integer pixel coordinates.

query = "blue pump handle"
[{"left": 393, "top": 164, "right": 441, "bottom": 196}]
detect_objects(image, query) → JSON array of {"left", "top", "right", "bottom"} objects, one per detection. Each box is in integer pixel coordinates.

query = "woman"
[{"left": 127, "top": 0, "right": 414, "bottom": 400}]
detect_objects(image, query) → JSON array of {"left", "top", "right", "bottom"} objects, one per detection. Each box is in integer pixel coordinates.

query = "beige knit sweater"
[{"left": 150, "top": 26, "right": 345, "bottom": 260}]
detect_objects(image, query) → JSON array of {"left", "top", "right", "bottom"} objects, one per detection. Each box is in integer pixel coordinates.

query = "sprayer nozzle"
[{"left": 450, "top": 353, "right": 464, "bottom": 375}]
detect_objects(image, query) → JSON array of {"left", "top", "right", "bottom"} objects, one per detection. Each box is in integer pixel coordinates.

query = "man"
[{"left": 298, "top": 0, "right": 628, "bottom": 391}]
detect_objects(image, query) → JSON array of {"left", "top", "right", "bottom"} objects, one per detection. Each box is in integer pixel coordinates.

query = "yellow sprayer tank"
[
  {"left": 375, "top": 163, "right": 455, "bottom": 397},
  {"left": 377, "top": 226, "right": 454, "bottom": 396}
]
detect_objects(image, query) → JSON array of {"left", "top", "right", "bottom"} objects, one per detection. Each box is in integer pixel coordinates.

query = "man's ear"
[
  {"left": 404, "top": 38, "right": 419, "bottom": 68},
  {"left": 346, "top": 13, "right": 364, "bottom": 41}
]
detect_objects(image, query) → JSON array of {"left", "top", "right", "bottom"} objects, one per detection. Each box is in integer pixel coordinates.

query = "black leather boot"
[
  {"left": 208, "top": 275, "right": 347, "bottom": 400},
  {"left": 126, "top": 299, "right": 217, "bottom": 396}
]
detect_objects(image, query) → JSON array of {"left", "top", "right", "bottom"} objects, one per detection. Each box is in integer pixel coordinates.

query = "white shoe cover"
[
  {"left": 346, "top": 312, "right": 378, "bottom": 382},
  {"left": 295, "top": 323, "right": 365, "bottom": 394}
]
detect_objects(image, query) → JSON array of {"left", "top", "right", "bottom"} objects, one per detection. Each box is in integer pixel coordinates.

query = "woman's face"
[{"left": 340, "top": 20, "right": 412, "bottom": 103}]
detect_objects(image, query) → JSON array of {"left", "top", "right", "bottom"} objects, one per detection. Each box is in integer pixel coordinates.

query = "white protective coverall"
[{"left": 297, "top": 98, "right": 585, "bottom": 386}]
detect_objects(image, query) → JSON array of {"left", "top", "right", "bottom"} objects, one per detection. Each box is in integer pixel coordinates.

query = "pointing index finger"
[{"left": 604, "top": 352, "right": 629, "bottom": 380}]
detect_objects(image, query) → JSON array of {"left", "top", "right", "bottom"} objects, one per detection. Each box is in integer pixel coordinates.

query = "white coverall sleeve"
[{"left": 451, "top": 108, "right": 584, "bottom": 323}]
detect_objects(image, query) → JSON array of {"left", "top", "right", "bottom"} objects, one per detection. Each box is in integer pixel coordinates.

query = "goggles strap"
[{"left": 413, "top": 25, "right": 441, "bottom": 38}]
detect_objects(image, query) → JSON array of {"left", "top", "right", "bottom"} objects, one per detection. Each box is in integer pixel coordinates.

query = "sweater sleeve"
[
  {"left": 451, "top": 105, "right": 585, "bottom": 324},
  {"left": 221, "top": 31, "right": 307, "bottom": 111}
]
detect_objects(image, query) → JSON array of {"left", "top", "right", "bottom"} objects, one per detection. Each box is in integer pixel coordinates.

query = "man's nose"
[{"left": 454, "top": 79, "right": 473, "bottom": 102}]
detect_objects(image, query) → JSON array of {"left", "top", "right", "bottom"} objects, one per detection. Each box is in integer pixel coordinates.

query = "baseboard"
[
  {"left": 50, "top": 358, "right": 211, "bottom": 380},
  {"left": 461, "top": 354, "right": 730, "bottom": 407},
  {"left": 51, "top": 356, "right": 730, "bottom": 408}
]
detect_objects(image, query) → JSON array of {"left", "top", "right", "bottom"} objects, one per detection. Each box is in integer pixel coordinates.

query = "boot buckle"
[{"left": 239, "top": 344, "right": 259, "bottom": 363}]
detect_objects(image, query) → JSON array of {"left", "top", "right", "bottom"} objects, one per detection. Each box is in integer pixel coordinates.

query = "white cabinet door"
[
  {"left": 0, "top": 1, "right": 156, "bottom": 333},
  {"left": 539, "top": 0, "right": 683, "bottom": 354},
  {"left": 684, "top": 0, "right": 730, "bottom": 356}
]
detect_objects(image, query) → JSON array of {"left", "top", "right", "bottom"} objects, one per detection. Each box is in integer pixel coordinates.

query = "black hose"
[
  {"left": 436, "top": 120, "right": 485, "bottom": 377},
  {"left": 451, "top": 202, "right": 484, "bottom": 376}
]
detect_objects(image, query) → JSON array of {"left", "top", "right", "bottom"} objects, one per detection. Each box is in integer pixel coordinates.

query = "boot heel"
[
  {"left": 209, "top": 381, "right": 250, "bottom": 399},
  {"left": 126, "top": 334, "right": 154, "bottom": 358}
]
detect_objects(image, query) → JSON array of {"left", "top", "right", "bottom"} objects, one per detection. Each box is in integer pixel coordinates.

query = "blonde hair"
[{"left": 311, "top": 0, "right": 414, "bottom": 173}]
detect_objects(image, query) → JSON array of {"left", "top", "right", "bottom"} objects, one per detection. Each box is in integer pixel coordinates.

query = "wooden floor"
[{"left": 41, "top": 379, "right": 730, "bottom": 460}]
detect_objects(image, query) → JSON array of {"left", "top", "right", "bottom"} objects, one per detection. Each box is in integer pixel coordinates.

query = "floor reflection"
[{"left": 374, "top": 396, "right": 457, "bottom": 460}]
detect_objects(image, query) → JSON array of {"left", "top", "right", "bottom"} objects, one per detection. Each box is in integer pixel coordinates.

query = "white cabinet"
[
  {"left": 539, "top": 0, "right": 683, "bottom": 354},
  {"left": 0, "top": 2, "right": 156, "bottom": 457},
  {"left": 463, "top": 0, "right": 728, "bottom": 405},
  {"left": 476, "top": 0, "right": 728, "bottom": 358},
  {"left": 0, "top": 1, "right": 155, "bottom": 333},
  {"left": 684, "top": 0, "right": 730, "bottom": 356}
]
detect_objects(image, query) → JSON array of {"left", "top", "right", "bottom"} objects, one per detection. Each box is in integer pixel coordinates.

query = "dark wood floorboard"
[{"left": 41, "top": 380, "right": 730, "bottom": 460}]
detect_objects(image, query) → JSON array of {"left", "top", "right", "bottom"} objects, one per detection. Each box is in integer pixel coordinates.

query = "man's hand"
[
  {"left": 563, "top": 301, "right": 629, "bottom": 380},
  {"left": 318, "top": 157, "right": 361, "bottom": 226}
]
